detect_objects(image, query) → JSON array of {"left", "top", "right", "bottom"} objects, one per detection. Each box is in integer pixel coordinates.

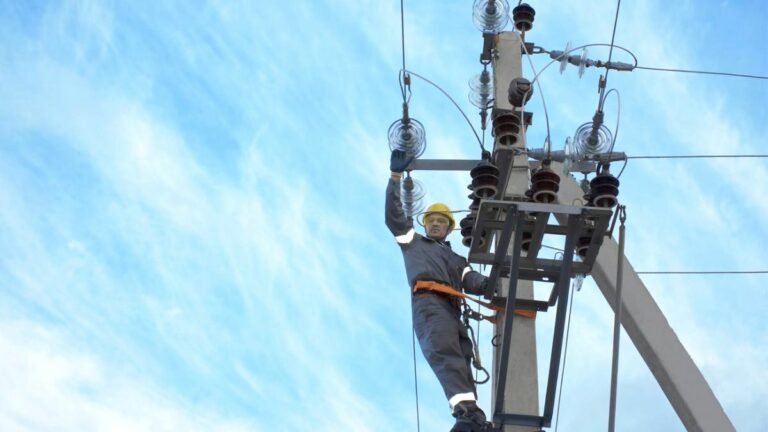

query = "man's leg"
[{"left": 412, "top": 295, "right": 477, "bottom": 409}]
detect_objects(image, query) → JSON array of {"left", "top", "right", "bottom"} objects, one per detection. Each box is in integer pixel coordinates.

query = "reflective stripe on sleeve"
[
  {"left": 462, "top": 266, "right": 472, "bottom": 281},
  {"left": 395, "top": 228, "right": 415, "bottom": 244},
  {"left": 448, "top": 392, "right": 477, "bottom": 411}
]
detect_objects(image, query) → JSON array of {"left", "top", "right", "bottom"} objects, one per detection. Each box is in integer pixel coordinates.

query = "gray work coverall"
[{"left": 385, "top": 178, "right": 488, "bottom": 410}]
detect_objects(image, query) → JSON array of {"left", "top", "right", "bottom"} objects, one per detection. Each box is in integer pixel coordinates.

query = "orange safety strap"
[{"left": 413, "top": 280, "right": 536, "bottom": 320}]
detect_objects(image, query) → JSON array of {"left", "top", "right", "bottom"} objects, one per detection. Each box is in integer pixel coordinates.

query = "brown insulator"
[
  {"left": 529, "top": 163, "right": 560, "bottom": 203},
  {"left": 470, "top": 161, "right": 500, "bottom": 199},
  {"left": 492, "top": 112, "right": 522, "bottom": 147},
  {"left": 587, "top": 171, "right": 620, "bottom": 208},
  {"left": 468, "top": 193, "right": 481, "bottom": 213},
  {"left": 460, "top": 214, "right": 486, "bottom": 248},
  {"left": 508, "top": 77, "right": 533, "bottom": 108},
  {"left": 576, "top": 236, "right": 592, "bottom": 258},
  {"left": 521, "top": 231, "right": 533, "bottom": 252},
  {"left": 512, "top": 3, "right": 535, "bottom": 32}
]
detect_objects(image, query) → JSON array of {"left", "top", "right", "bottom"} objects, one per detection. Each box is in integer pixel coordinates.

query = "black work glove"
[{"left": 390, "top": 149, "right": 415, "bottom": 173}]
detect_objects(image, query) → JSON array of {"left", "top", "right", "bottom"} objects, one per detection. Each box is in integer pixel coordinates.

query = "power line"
[
  {"left": 638, "top": 271, "right": 768, "bottom": 275},
  {"left": 599, "top": 0, "right": 623, "bottom": 111},
  {"left": 399, "top": 0, "right": 408, "bottom": 103},
  {"left": 628, "top": 154, "right": 768, "bottom": 160},
  {"left": 404, "top": 69, "right": 484, "bottom": 151},
  {"left": 634, "top": 65, "right": 768, "bottom": 80}
]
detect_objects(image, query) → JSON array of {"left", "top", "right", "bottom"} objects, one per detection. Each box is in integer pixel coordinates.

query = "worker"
[{"left": 386, "top": 149, "right": 492, "bottom": 432}]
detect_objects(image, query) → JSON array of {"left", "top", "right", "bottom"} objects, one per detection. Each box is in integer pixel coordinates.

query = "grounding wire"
[
  {"left": 402, "top": 69, "right": 485, "bottom": 152},
  {"left": 553, "top": 280, "right": 577, "bottom": 432},
  {"left": 634, "top": 66, "right": 768, "bottom": 80}
]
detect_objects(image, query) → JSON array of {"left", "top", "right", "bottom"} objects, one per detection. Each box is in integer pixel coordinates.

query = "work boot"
[{"left": 450, "top": 401, "right": 492, "bottom": 432}]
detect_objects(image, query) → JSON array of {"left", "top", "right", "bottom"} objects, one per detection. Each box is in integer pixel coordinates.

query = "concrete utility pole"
[
  {"left": 555, "top": 174, "right": 736, "bottom": 432},
  {"left": 491, "top": 31, "right": 540, "bottom": 432}
]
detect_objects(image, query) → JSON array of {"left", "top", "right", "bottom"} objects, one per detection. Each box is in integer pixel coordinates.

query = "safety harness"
[
  {"left": 413, "top": 280, "right": 537, "bottom": 385},
  {"left": 413, "top": 280, "right": 537, "bottom": 323}
]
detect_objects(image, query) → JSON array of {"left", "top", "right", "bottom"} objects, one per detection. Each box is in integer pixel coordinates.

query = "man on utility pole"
[{"left": 386, "top": 149, "right": 493, "bottom": 432}]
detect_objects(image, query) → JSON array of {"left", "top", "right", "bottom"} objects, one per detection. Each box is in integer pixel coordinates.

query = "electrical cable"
[
  {"left": 599, "top": 0, "right": 623, "bottom": 111},
  {"left": 628, "top": 154, "right": 768, "bottom": 159},
  {"left": 531, "top": 44, "right": 638, "bottom": 86},
  {"left": 411, "top": 328, "right": 421, "bottom": 432},
  {"left": 603, "top": 88, "right": 621, "bottom": 158},
  {"left": 513, "top": 31, "right": 553, "bottom": 158},
  {"left": 400, "top": 0, "right": 408, "bottom": 103},
  {"left": 553, "top": 280, "right": 577, "bottom": 432},
  {"left": 619, "top": 154, "right": 768, "bottom": 178},
  {"left": 638, "top": 270, "right": 768, "bottom": 275},
  {"left": 401, "top": 69, "right": 485, "bottom": 152},
  {"left": 398, "top": 4, "right": 420, "bottom": 430},
  {"left": 634, "top": 65, "right": 768, "bottom": 80},
  {"left": 616, "top": 158, "right": 629, "bottom": 179}
]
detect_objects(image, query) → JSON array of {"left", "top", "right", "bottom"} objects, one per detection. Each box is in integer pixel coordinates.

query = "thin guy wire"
[
  {"left": 599, "top": 0, "right": 623, "bottom": 111},
  {"left": 403, "top": 69, "right": 485, "bottom": 151},
  {"left": 411, "top": 328, "right": 421, "bottom": 432},
  {"left": 553, "top": 281, "right": 577, "bottom": 432},
  {"left": 634, "top": 65, "right": 768, "bottom": 80}
]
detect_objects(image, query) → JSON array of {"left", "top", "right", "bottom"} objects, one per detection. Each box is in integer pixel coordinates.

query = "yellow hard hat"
[{"left": 422, "top": 202, "right": 455, "bottom": 230}]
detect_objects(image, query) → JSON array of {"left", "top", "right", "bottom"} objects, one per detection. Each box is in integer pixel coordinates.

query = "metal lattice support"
[{"left": 467, "top": 200, "right": 612, "bottom": 428}]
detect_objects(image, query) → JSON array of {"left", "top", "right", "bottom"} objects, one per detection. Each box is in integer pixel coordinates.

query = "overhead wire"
[
  {"left": 400, "top": 0, "right": 408, "bottom": 103},
  {"left": 628, "top": 154, "right": 768, "bottom": 159},
  {"left": 634, "top": 66, "right": 768, "bottom": 80},
  {"left": 638, "top": 270, "right": 768, "bottom": 275},
  {"left": 531, "top": 44, "right": 638, "bottom": 86},
  {"left": 599, "top": 0, "right": 623, "bottom": 111},
  {"left": 619, "top": 154, "right": 768, "bottom": 178},
  {"left": 402, "top": 69, "right": 485, "bottom": 152},
  {"left": 398, "top": 1, "right": 421, "bottom": 430},
  {"left": 513, "top": 31, "right": 553, "bottom": 156},
  {"left": 603, "top": 88, "right": 621, "bottom": 158}
]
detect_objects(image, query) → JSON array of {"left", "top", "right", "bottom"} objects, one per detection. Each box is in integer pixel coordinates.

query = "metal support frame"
[
  {"left": 469, "top": 200, "right": 612, "bottom": 428},
  {"left": 469, "top": 200, "right": 611, "bottom": 298}
]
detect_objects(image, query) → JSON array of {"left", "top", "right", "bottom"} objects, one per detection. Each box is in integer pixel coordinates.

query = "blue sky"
[{"left": 0, "top": 0, "right": 766, "bottom": 431}]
